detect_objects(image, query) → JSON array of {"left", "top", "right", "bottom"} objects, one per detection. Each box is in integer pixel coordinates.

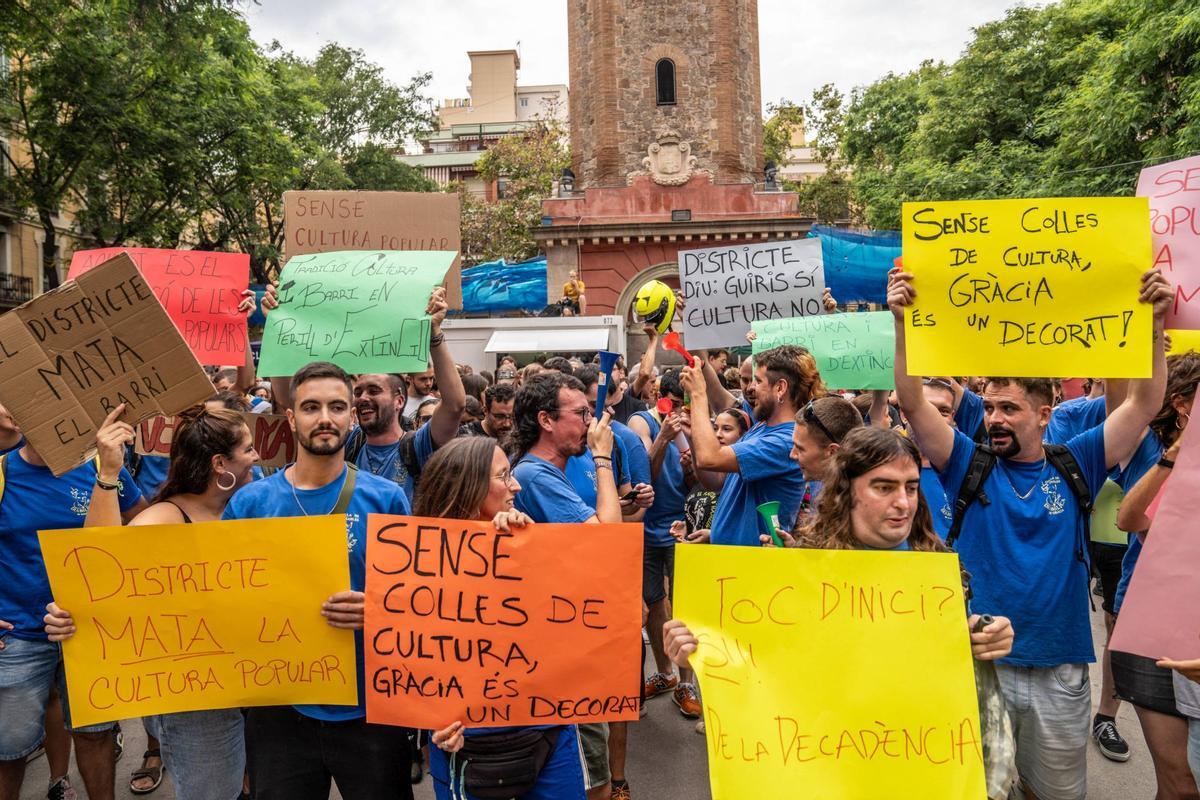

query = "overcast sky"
[{"left": 246, "top": 0, "right": 1035, "bottom": 110}]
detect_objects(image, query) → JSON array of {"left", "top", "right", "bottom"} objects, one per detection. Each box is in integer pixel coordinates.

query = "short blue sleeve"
[
  {"left": 414, "top": 420, "right": 436, "bottom": 468},
  {"left": 613, "top": 423, "right": 651, "bottom": 487},
  {"left": 117, "top": 466, "right": 142, "bottom": 511},
  {"left": 955, "top": 388, "right": 984, "bottom": 439},
  {"left": 1064, "top": 424, "right": 1108, "bottom": 500},
  {"left": 513, "top": 458, "right": 594, "bottom": 524},
  {"left": 731, "top": 423, "right": 794, "bottom": 482},
  {"left": 936, "top": 429, "right": 977, "bottom": 499},
  {"left": 1046, "top": 396, "right": 1106, "bottom": 445}
]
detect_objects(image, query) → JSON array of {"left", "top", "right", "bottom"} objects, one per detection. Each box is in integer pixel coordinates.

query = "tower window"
[{"left": 655, "top": 59, "right": 676, "bottom": 105}]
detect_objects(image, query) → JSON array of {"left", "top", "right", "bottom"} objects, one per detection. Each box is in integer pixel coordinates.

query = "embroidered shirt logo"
[
  {"left": 1042, "top": 475, "right": 1066, "bottom": 515},
  {"left": 344, "top": 512, "right": 361, "bottom": 551},
  {"left": 70, "top": 487, "right": 91, "bottom": 516}
]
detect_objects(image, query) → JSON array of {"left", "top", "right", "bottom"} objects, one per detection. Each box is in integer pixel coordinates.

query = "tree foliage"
[
  {"left": 1, "top": 4, "right": 436, "bottom": 286},
  {"left": 459, "top": 109, "right": 570, "bottom": 265},
  {"left": 776, "top": 0, "right": 1200, "bottom": 230}
]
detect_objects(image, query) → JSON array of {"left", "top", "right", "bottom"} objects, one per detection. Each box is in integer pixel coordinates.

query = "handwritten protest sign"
[
  {"left": 0, "top": 254, "right": 214, "bottom": 475},
  {"left": 1138, "top": 156, "right": 1200, "bottom": 330},
  {"left": 68, "top": 248, "right": 249, "bottom": 365},
  {"left": 256, "top": 250, "right": 455, "bottom": 377},
  {"left": 751, "top": 311, "right": 895, "bottom": 389},
  {"left": 675, "top": 545, "right": 985, "bottom": 800},
  {"left": 284, "top": 190, "right": 463, "bottom": 309},
  {"left": 136, "top": 413, "right": 296, "bottom": 468},
  {"left": 364, "top": 516, "right": 642, "bottom": 729},
  {"left": 1111, "top": 420, "right": 1200, "bottom": 660},
  {"left": 1168, "top": 328, "right": 1200, "bottom": 356},
  {"left": 678, "top": 239, "right": 825, "bottom": 350},
  {"left": 902, "top": 198, "right": 1152, "bottom": 377},
  {"left": 39, "top": 516, "right": 357, "bottom": 727}
]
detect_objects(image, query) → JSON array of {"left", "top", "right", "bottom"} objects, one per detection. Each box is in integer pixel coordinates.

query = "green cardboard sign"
[
  {"left": 257, "top": 250, "right": 455, "bottom": 377},
  {"left": 752, "top": 311, "right": 896, "bottom": 390}
]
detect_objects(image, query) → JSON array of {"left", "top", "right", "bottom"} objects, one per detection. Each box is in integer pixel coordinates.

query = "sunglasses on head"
[{"left": 802, "top": 400, "right": 839, "bottom": 444}]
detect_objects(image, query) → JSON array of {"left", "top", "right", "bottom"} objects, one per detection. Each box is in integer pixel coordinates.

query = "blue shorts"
[
  {"left": 429, "top": 725, "right": 586, "bottom": 800},
  {"left": 0, "top": 637, "right": 115, "bottom": 760}
]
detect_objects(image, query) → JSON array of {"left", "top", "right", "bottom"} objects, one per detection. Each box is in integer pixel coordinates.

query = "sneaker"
[
  {"left": 673, "top": 683, "right": 702, "bottom": 718},
  {"left": 47, "top": 777, "right": 78, "bottom": 800},
  {"left": 695, "top": 719, "right": 705, "bottom": 735},
  {"left": 1093, "top": 717, "right": 1130, "bottom": 762},
  {"left": 611, "top": 780, "right": 631, "bottom": 800},
  {"left": 112, "top": 722, "right": 124, "bottom": 761},
  {"left": 643, "top": 672, "right": 678, "bottom": 699}
]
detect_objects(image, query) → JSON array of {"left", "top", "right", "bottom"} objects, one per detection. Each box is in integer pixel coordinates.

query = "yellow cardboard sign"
[
  {"left": 39, "top": 517, "right": 357, "bottom": 727},
  {"left": 675, "top": 545, "right": 985, "bottom": 800},
  {"left": 902, "top": 198, "right": 1152, "bottom": 377},
  {"left": 1168, "top": 328, "right": 1200, "bottom": 355}
]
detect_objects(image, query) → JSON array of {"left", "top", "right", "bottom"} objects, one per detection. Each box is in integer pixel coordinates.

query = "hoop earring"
[
  {"left": 215, "top": 471, "right": 237, "bottom": 491},
  {"left": 1178, "top": 413, "right": 1191, "bottom": 430}
]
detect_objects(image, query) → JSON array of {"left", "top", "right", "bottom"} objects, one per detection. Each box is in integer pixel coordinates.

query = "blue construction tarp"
[
  {"left": 461, "top": 256, "right": 548, "bottom": 313},
  {"left": 810, "top": 225, "right": 899, "bottom": 305}
]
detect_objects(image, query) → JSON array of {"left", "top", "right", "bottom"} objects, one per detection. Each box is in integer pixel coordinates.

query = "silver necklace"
[
  {"left": 997, "top": 458, "right": 1048, "bottom": 501},
  {"left": 287, "top": 466, "right": 339, "bottom": 516}
]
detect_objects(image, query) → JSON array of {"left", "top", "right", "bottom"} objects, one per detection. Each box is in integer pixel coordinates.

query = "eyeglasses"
[
  {"left": 803, "top": 400, "right": 839, "bottom": 444},
  {"left": 490, "top": 413, "right": 514, "bottom": 422},
  {"left": 493, "top": 469, "right": 518, "bottom": 486},
  {"left": 561, "top": 406, "right": 593, "bottom": 423}
]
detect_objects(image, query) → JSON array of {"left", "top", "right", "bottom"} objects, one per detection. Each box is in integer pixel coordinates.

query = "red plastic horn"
[{"left": 662, "top": 331, "right": 696, "bottom": 367}]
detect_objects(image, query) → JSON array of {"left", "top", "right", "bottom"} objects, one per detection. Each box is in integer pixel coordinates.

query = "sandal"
[{"left": 130, "top": 749, "right": 163, "bottom": 795}]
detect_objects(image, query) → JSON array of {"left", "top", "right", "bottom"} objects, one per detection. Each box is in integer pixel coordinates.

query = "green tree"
[
  {"left": 460, "top": 111, "right": 570, "bottom": 264},
  {"left": 763, "top": 100, "right": 805, "bottom": 168},
  {"left": 343, "top": 143, "right": 437, "bottom": 192}
]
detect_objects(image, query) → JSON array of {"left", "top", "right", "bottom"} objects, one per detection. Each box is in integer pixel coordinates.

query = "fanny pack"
[{"left": 451, "top": 726, "right": 562, "bottom": 799}]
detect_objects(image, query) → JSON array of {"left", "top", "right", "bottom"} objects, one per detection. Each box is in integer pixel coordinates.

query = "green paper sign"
[
  {"left": 257, "top": 250, "right": 455, "bottom": 377},
  {"left": 752, "top": 311, "right": 896, "bottom": 390},
  {"left": 1090, "top": 479, "right": 1131, "bottom": 546}
]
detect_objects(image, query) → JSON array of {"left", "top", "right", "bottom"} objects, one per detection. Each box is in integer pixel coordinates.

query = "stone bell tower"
[
  {"left": 567, "top": 0, "right": 765, "bottom": 187},
  {"left": 537, "top": 0, "right": 806, "bottom": 330}
]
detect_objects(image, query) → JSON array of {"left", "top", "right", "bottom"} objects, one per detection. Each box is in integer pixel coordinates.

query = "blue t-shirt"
[
  {"left": 1046, "top": 396, "right": 1106, "bottom": 445},
  {"left": 0, "top": 450, "right": 141, "bottom": 639},
  {"left": 632, "top": 411, "right": 688, "bottom": 547},
  {"left": 921, "top": 465, "right": 953, "bottom": 541},
  {"left": 955, "top": 388, "right": 985, "bottom": 441},
  {"left": 938, "top": 427, "right": 1107, "bottom": 666},
  {"left": 612, "top": 421, "right": 651, "bottom": 488},
  {"left": 565, "top": 436, "right": 632, "bottom": 511},
  {"left": 1112, "top": 431, "right": 1163, "bottom": 614},
  {"left": 513, "top": 455, "right": 594, "bottom": 524},
  {"left": 349, "top": 423, "right": 434, "bottom": 502},
  {"left": 133, "top": 453, "right": 170, "bottom": 500},
  {"left": 222, "top": 465, "right": 410, "bottom": 722},
  {"left": 710, "top": 422, "right": 806, "bottom": 547}
]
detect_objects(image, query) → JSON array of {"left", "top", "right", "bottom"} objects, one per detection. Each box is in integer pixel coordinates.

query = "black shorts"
[
  {"left": 642, "top": 544, "right": 676, "bottom": 606},
  {"left": 1090, "top": 541, "right": 1127, "bottom": 615},
  {"left": 1111, "top": 650, "right": 1182, "bottom": 717}
]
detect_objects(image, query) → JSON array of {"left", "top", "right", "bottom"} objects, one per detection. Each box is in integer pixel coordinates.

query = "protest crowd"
[{"left": 1, "top": 239, "right": 1199, "bottom": 800}]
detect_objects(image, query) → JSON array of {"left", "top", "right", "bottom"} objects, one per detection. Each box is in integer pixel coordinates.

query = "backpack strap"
[
  {"left": 1042, "top": 443, "right": 1094, "bottom": 570},
  {"left": 945, "top": 445, "right": 998, "bottom": 548},
  {"left": 344, "top": 427, "right": 366, "bottom": 464},
  {"left": 331, "top": 464, "right": 358, "bottom": 516}
]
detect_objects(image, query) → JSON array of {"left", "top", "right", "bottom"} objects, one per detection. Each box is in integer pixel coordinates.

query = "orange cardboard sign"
[{"left": 364, "top": 516, "right": 643, "bottom": 729}]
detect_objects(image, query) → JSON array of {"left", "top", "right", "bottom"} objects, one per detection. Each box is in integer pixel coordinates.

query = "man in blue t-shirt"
[
  {"left": 0, "top": 433, "right": 144, "bottom": 798},
  {"left": 223, "top": 361, "right": 414, "bottom": 800},
  {"left": 889, "top": 265, "right": 1173, "bottom": 800},
  {"left": 509, "top": 372, "right": 624, "bottom": 800},
  {"left": 682, "top": 345, "right": 810, "bottom": 548}
]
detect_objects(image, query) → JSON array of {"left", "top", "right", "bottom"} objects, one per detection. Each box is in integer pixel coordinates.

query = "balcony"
[{"left": 0, "top": 272, "right": 34, "bottom": 308}]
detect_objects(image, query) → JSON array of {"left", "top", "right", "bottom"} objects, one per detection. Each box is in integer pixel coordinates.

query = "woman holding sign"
[
  {"left": 45, "top": 406, "right": 262, "bottom": 800},
  {"left": 417, "top": 436, "right": 588, "bottom": 800}
]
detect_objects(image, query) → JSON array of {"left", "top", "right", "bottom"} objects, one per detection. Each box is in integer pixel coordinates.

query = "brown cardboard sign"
[
  {"left": 283, "top": 190, "right": 463, "bottom": 308},
  {"left": 0, "top": 253, "right": 214, "bottom": 475},
  {"left": 135, "top": 412, "right": 297, "bottom": 469}
]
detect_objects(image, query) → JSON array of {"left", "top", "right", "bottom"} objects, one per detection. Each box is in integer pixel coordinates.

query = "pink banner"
[
  {"left": 1110, "top": 420, "right": 1200, "bottom": 659},
  {"left": 1138, "top": 156, "right": 1200, "bottom": 330},
  {"left": 68, "top": 248, "right": 249, "bottom": 365}
]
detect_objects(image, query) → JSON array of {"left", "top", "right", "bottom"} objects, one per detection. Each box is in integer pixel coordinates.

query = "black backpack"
[{"left": 946, "top": 443, "right": 1093, "bottom": 568}]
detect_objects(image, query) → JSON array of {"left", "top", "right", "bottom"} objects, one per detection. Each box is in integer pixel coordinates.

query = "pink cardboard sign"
[
  {"left": 69, "top": 248, "right": 249, "bottom": 365},
  {"left": 1138, "top": 156, "right": 1200, "bottom": 330},
  {"left": 1110, "top": 421, "right": 1200, "bottom": 659}
]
